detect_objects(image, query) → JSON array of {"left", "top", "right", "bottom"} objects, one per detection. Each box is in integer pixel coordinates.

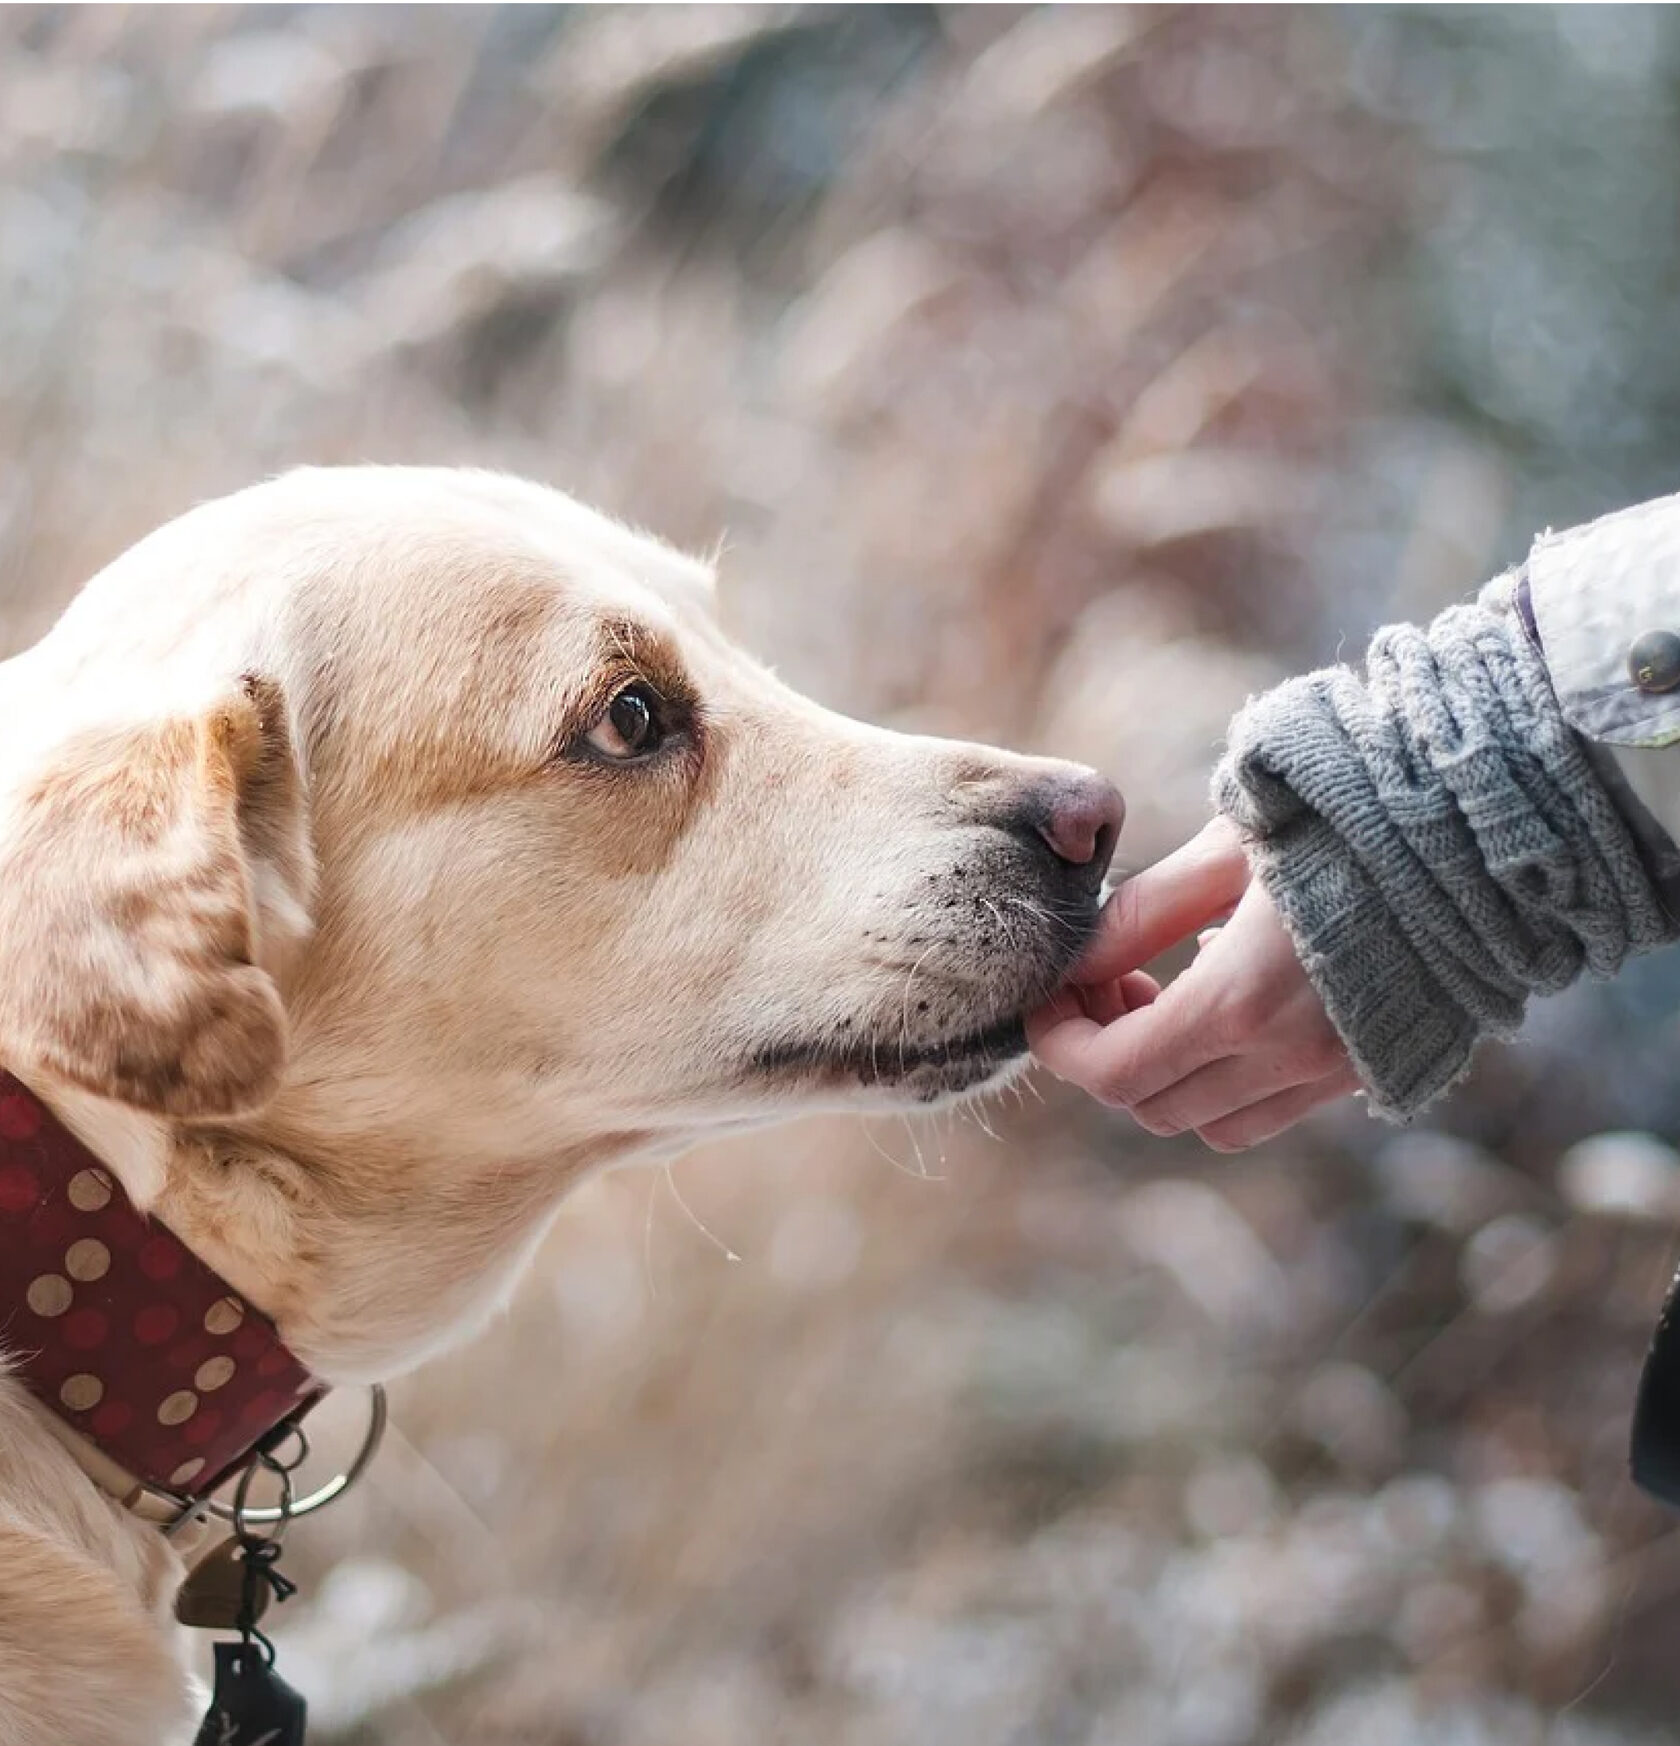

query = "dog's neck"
[
  {"left": 32, "top": 1078, "right": 286, "bottom": 1327},
  {"left": 31, "top": 1072, "right": 658, "bottom": 1387}
]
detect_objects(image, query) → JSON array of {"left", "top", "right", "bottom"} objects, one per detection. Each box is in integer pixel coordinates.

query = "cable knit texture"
[{"left": 1213, "top": 585, "right": 1680, "bottom": 1119}]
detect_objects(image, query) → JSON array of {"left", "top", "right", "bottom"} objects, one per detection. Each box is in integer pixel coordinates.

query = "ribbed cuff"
[{"left": 1226, "top": 798, "right": 1489, "bottom": 1121}]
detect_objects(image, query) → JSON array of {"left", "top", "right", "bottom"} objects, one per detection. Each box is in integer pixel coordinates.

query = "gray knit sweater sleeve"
[{"left": 1212, "top": 583, "right": 1679, "bottom": 1120}]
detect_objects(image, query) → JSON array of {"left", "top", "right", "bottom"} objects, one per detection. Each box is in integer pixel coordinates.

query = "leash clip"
[
  {"left": 190, "top": 1424, "right": 314, "bottom": 1744},
  {"left": 229, "top": 1423, "right": 306, "bottom": 1665},
  {"left": 204, "top": 1384, "right": 388, "bottom": 1528},
  {"left": 167, "top": 1383, "right": 388, "bottom": 1538}
]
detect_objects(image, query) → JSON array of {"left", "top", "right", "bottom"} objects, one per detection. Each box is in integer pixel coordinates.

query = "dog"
[{"left": 0, "top": 466, "right": 1122, "bottom": 1744}]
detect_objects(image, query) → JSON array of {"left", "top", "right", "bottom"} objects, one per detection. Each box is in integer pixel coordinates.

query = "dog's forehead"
[
  {"left": 23, "top": 469, "right": 729, "bottom": 773},
  {"left": 48, "top": 465, "right": 715, "bottom": 653},
  {"left": 296, "top": 484, "right": 720, "bottom": 691},
  {"left": 287, "top": 467, "right": 715, "bottom": 620}
]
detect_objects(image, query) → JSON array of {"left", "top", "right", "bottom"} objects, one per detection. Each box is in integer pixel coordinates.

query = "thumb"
[{"left": 1069, "top": 815, "right": 1252, "bottom": 986}]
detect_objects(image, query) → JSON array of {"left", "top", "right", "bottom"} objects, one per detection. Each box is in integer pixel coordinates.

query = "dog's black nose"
[{"left": 1034, "top": 772, "right": 1124, "bottom": 882}]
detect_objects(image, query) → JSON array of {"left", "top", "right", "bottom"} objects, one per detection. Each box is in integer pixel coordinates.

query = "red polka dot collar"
[{"left": 0, "top": 1071, "right": 321, "bottom": 1504}]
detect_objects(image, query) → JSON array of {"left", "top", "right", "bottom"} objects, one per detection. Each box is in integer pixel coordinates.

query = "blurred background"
[{"left": 7, "top": 6, "right": 1680, "bottom": 1742}]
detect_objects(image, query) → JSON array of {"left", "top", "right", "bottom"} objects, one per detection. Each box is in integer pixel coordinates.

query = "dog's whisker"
[
  {"left": 642, "top": 1170, "right": 662, "bottom": 1301},
  {"left": 860, "top": 1117, "right": 932, "bottom": 1181},
  {"left": 1005, "top": 892, "right": 1082, "bottom": 943},
  {"left": 661, "top": 1164, "right": 742, "bottom": 1263},
  {"left": 897, "top": 1114, "right": 942, "bottom": 1181},
  {"left": 897, "top": 942, "right": 941, "bottom": 1074}
]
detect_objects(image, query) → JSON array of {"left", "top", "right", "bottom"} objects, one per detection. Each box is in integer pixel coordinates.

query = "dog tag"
[
  {"left": 176, "top": 1541, "right": 271, "bottom": 1631},
  {"left": 193, "top": 1641, "right": 306, "bottom": 1746}
]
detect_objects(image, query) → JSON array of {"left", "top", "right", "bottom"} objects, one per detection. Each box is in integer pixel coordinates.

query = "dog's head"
[{"left": 0, "top": 468, "right": 1121, "bottom": 1370}]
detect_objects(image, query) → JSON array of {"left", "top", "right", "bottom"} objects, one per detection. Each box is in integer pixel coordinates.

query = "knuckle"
[
  {"left": 1298, "top": 1029, "right": 1348, "bottom": 1077},
  {"left": 1198, "top": 1120, "right": 1251, "bottom": 1153},
  {"left": 1222, "top": 981, "right": 1272, "bottom": 1036},
  {"left": 1092, "top": 1063, "right": 1141, "bottom": 1107}
]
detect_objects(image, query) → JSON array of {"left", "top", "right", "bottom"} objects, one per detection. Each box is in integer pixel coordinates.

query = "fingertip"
[
  {"left": 1118, "top": 971, "right": 1161, "bottom": 1008},
  {"left": 1076, "top": 977, "right": 1123, "bottom": 1026},
  {"left": 1026, "top": 1012, "right": 1103, "bottom": 1082},
  {"left": 1068, "top": 823, "right": 1252, "bottom": 984},
  {"left": 1024, "top": 991, "right": 1079, "bottom": 1049}
]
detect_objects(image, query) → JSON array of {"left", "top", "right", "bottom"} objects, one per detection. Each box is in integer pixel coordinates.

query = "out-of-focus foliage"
[{"left": 7, "top": 7, "right": 1680, "bottom": 1743}]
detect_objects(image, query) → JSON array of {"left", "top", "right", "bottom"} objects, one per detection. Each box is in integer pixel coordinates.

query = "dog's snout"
[
  {"left": 970, "top": 766, "right": 1123, "bottom": 890},
  {"left": 1035, "top": 773, "right": 1124, "bottom": 882}
]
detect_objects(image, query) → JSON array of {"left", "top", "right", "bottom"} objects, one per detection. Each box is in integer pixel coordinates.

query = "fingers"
[
  {"left": 1194, "top": 1069, "right": 1361, "bottom": 1152},
  {"left": 1071, "top": 815, "right": 1251, "bottom": 986},
  {"left": 1028, "top": 974, "right": 1223, "bottom": 1109},
  {"left": 1081, "top": 970, "right": 1161, "bottom": 1026},
  {"left": 1026, "top": 971, "right": 1160, "bottom": 1040},
  {"left": 1033, "top": 866, "right": 1361, "bottom": 1149},
  {"left": 1131, "top": 1051, "right": 1316, "bottom": 1137},
  {"left": 1132, "top": 1041, "right": 1354, "bottom": 1138}
]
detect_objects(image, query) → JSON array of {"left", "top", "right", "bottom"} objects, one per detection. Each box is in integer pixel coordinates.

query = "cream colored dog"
[{"left": 0, "top": 467, "right": 1121, "bottom": 1744}]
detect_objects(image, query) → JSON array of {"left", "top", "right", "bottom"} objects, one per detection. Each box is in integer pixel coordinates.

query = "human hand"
[{"left": 1027, "top": 816, "right": 1360, "bottom": 1150}]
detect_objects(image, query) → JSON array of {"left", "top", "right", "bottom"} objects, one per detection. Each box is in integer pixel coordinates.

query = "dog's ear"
[{"left": 0, "top": 677, "right": 315, "bottom": 1119}]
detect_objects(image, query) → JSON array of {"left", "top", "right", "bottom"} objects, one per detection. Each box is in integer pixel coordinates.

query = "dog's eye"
[{"left": 584, "top": 683, "right": 664, "bottom": 760}]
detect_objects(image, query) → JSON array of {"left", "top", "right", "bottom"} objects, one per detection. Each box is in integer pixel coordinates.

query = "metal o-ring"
[{"left": 203, "top": 1384, "right": 387, "bottom": 1526}]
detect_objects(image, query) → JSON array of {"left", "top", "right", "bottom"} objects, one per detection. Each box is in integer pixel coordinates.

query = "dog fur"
[{"left": 0, "top": 467, "right": 1119, "bottom": 1743}]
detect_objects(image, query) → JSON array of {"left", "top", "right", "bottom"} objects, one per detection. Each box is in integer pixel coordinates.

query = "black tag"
[
  {"left": 192, "top": 1641, "right": 307, "bottom": 1746},
  {"left": 1633, "top": 1262, "right": 1680, "bottom": 1508}
]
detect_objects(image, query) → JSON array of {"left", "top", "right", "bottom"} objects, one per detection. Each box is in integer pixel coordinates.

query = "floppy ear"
[{"left": 0, "top": 677, "right": 315, "bottom": 1119}]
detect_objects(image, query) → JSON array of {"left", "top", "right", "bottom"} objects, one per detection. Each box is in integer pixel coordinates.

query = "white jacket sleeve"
[{"left": 1527, "top": 494, "right": 1680, "bottom": 855}]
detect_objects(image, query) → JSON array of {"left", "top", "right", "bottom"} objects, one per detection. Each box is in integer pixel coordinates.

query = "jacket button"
[{"left": 1630, "top": 630, "right": 1680, "bottom": 694}]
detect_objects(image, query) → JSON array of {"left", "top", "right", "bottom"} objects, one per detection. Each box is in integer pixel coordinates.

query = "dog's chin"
[
  {"left": 751, "top": 1012, "right": 1032, "bottom": 1107},
  {"left": 900, "top": 1026, "right": 1032, "bottom": 1106},
  {"left": 748, "top": 898, "right": 1101, "bottom": 1110}
]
